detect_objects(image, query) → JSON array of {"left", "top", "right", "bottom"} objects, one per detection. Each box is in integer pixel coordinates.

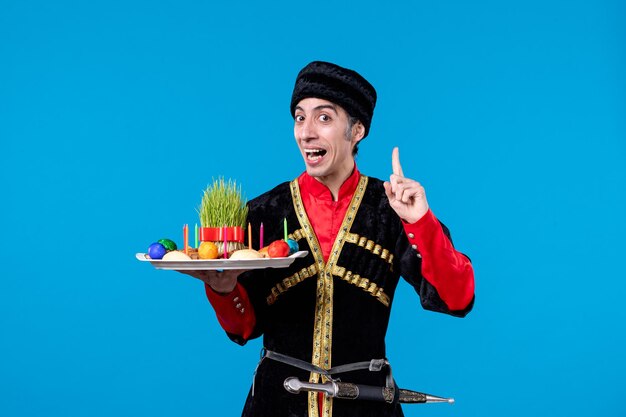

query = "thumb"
[{"left": 383, "top": 181, "right": 394, "bottom": 201}]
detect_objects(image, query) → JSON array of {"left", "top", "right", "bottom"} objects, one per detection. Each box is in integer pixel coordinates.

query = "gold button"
[
  {"left": 411, "top": 244, "right": 417, "bottom": 250},
  {"left": 408, "top": 233, "right": 415, "bottom": 239}
]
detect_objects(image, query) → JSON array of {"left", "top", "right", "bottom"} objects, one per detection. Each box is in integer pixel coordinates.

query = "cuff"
[
  {"left": 205, "top": 282, "right": 255, "bottom": 339},
  {"left": 205, "top": 282, "right": 247, "bottom": 314},
  {"left": 402, "top": 209, "right": 439, "bottom": 255}
]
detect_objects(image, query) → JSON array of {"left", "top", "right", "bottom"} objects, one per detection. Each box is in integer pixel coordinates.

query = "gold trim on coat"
[
  {"left": 290, "top": 175, "right": 368, "bottom": 417},
  {"left": 288, "top": 229, "right": 305, "bottom": 242},
  {"left": 330, "top": 265, "right": 391, "bottom": 307},
  {"left": 344, "top": 233, "right": 394, "bottom": 267},
  {"left": 266, "top": 264, "right": 318, "bottom": 305}
]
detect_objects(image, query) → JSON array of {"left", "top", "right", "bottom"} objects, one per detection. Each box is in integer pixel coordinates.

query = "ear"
[{"left": 352, "top": 121, "right": 365, "bottom": 143}]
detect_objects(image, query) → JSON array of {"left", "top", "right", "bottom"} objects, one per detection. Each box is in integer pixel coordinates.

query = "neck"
[{"left": 313, "top": 160, "right": 355, "bottom": 201}]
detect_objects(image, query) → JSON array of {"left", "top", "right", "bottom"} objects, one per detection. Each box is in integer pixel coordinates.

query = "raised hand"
[{"left": 383, "top": 147, "right": 429, "bottom": 224}]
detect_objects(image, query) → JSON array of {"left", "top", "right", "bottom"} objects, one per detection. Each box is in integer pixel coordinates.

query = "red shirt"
[{"left": 297, "top": 167, "right": 361, "bottom": 261}]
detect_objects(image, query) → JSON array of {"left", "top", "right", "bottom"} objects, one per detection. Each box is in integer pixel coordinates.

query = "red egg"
[{"left": 268, "top": 240, "right": 290, "bottom": 258}]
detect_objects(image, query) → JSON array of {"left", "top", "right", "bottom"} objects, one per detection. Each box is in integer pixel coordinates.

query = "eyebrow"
[{"left": 295, "top": 104, "right": 338, "bottom": 114}]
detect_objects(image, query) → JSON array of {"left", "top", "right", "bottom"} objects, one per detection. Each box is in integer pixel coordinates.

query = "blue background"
[{"left": 2, "top": 1, "right": 625, "bottom": 416}]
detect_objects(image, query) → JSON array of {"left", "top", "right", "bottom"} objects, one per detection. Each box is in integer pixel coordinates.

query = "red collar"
[{"left": 298, "top": 166, "right": 361, "bottom": 201}]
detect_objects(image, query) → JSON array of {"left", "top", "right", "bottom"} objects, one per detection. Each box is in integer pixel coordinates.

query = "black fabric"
[
  {"left": 290, "top": 61, "right": 377, "bottom": 137},
  {"left": 230, "top": 178, "right": 472, "bottom": 417}
]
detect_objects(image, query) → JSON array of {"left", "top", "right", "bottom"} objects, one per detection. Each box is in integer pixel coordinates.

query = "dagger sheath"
[{"left": 284, "top": 377, "right": 454, "bottom": 404}]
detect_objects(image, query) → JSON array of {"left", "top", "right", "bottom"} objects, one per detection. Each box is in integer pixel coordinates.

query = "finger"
[
  {"left": 392, "top": 147, "right": 404, "bottom": 177},
  {"left": 393, "top": 182, "right": 423, "bottom": 203},
  {"left": 409, "top": 186, "right": 427, "bottom": 204},
  {"left": 401, "top": 186, "right": 418, "bottom": 203},
  {"left": 390, "top": 174, "right": 408, "bottom": 196},
  {"left": 389, "top": 174, "right": 398, "bottom": 194},
  {"left": 395, "top": 181, "right": 406, "bottom": 201},
  {"left": 392, "top": 177, "right": 413, "bottom": 200},
  {"left": 383, "top": 181, "right": 394, "bottom": 201},
  {"left": 176, "top": 270, "right": 205, "bottom": 279}
]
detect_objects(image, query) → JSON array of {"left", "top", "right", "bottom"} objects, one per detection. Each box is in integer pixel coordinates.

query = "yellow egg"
[{"left": 198, "top": 241, "right": 219, "bottom": 259}]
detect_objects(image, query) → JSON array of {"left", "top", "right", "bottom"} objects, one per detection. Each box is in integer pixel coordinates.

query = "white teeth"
[{"left": 304, "top": 148, "right": 326, "bottom": 162}]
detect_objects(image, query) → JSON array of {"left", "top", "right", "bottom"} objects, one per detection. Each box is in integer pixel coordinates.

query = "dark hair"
[{"left": 345, "top": 116, "right": 360, "bottom": 157}]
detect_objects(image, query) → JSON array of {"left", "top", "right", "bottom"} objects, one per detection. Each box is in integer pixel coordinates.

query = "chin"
[{"left": 305, "top": 166, "right": 324, "bottom": 178}]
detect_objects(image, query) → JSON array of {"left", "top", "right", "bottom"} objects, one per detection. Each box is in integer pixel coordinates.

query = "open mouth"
[{"left": 304, "top": 148, "right": 327, "bottom": 162}]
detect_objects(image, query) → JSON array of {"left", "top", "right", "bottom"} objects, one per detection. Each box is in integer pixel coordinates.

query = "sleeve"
[
  {"left": 205, "top": 282, "right": 256, "bottom": 345},
  {"left": 397, "top": 209, "right": 474, "bottom": 317}
]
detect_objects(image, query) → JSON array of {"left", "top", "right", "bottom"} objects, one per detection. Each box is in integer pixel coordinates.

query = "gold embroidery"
[
  {"left": 344, "top": 232, "right": 394, "bottom": 267},
  {"left": 290, "top": 175, "right": 368, "bottom": 417},
  {"left": 288, "top": 228, "right": 304, "bottom": 242},
  {"left": 331, "top": 265, "right": 391, "bottom": 307},
  {"left": 266, "top": 264, "right": 319, "bottom": 305},
  {"left": 290, "top": 180, "right": 325, "bottom": 417}
]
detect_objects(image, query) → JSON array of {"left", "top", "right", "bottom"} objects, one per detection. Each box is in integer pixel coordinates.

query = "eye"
[
  {"left": 319, "top": 114, "right": 331, "bottom": 122},
  {"left": 295, "top": 115, "right": 305, "bottom": 122}
]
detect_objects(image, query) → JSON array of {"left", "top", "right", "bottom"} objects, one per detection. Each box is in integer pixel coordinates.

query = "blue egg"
[
  {"left": 287, "top": 239, "right": 299, "bottom": 255},
  {"left": 148, "top": 242, "right": 167, "bottom": 259}
]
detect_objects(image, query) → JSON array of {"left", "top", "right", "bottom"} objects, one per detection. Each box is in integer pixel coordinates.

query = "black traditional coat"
[{"left": 228, "top": 175, "right": 473, "bottom": 417}]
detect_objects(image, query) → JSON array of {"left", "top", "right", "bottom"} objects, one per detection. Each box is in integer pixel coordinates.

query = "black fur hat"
[{"left": 290, "top": 61, "right": 377, "bottom": 138}]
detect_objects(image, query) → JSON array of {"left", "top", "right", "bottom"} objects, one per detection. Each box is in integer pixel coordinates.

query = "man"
[{"left": 184, "top": 61, "right": 474, "bottom": 417}]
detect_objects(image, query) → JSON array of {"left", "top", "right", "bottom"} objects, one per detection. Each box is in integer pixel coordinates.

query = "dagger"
[{"left": 284, "top": 377, "right": 454, "bottom": 404}]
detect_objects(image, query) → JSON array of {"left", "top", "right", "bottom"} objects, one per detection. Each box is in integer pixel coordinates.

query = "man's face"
[{"left": 294, "top": 98, "right": 362, "bottom": 183}]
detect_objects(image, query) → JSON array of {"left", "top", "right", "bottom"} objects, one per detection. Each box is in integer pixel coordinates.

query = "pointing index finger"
[{"left": 392, "top": 147, "right": 404, "bottom": 177}]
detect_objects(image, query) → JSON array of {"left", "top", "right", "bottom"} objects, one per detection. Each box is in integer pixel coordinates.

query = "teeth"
[{"left": 304, "top": 148, "right": 326, "bottom": 162}]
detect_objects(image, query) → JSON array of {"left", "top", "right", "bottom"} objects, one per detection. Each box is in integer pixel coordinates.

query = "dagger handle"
[{"left": 283, "top": 377, "right": 336, "bottom": 396}]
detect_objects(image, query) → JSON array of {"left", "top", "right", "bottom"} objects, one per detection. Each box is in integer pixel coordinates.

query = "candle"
[
  {"left": 223, "top": 225, "right": 228, "bottom": 259},
  {"left": 283, "top": 218, "right": 288, "bottom": 241},
  {"left": 195, "top": 223, "right": 198, "bottom": 248},
  {"left": 248, "top": 222, "right": 252, "bottom": 250},
  {"left": 260, "top": 222, "right": 264, "bottom": 249},
  {"left": 183, "top": 224, "right": 189, "bottom": 255}
]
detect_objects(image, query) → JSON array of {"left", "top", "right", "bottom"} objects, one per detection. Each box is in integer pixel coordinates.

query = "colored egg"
[
  {"left": 268, "top": 240, "right": 290, "bottom": 258},
  {"left": 148, "top": 242, "right": 167, "bottom": 259},
  {"left": 158, "top": 238, "right": 177, "bottom": 251},
  {"left": 162, "top": 250, "right": 192, "bottom": 260},
  {"left": 287, "top": 239, "right": 299, "bottom": 255}
]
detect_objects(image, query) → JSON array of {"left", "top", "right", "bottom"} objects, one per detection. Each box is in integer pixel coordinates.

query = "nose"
[{"left": 295, "top": 117, "right": 316, "bottom": 142}]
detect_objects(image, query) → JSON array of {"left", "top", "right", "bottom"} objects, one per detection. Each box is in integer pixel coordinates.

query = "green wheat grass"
[{"left": 197, "top": 178, "right": 248, "bottom": 228}]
